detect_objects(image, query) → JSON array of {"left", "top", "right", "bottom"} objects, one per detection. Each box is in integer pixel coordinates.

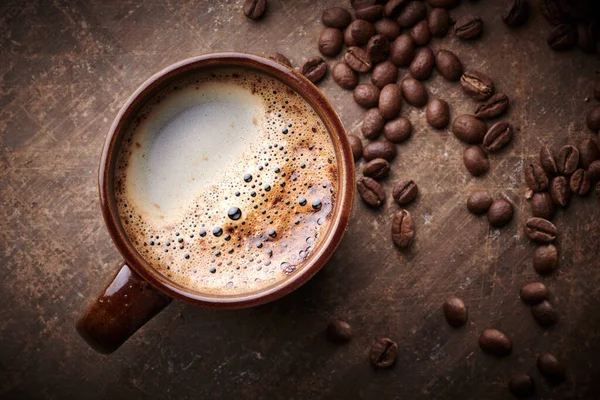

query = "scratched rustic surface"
[{"left": 1, "top": 0, "right": 599, "bottom": 399}]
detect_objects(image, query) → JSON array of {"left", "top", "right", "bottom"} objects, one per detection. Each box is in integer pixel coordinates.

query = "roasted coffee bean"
[
  {"left": 435, "top": 50, "right": 463, "bottom": 81},
  {"left": 384, "top": 117, "right": 412, "bottom": 143},
  {"left": 322, "top": 7, "right": 352, "bottom": 29},
  {"left": 345, "top": 47, "right": 372, "bottom": 73},
  {"left": 443, "top": 297, "right": 467, "bottom": 327},
  {"left": 363, "top": 158, "right": 391, "bottom": 180},
  {"left": 363, "top": 140, "right": 397, "bottom": 161},
  {"left": 550, "top": 176, "right": 571, "bottom": 206},
  {"left": 596, "top": 182, "right": 600, "bottom": 199},
  {"left": 243, "top": 0, "right": 267, "bottom": 20},
  {"left": 361, "top": 108, "right": 386, "bottom": 140},
  {"left": 393, "top": 179, "right": 418, "bottom": 205},
  {"left": 540, "top": 0, "right": 567, "bottom": 25},
  {"left": 318, "top": 28, "right": 344, "bottom": 57},
  {"left": 587, "top": 105, "right": 600, "bottom": 133},
  {"left": 426, "top": 99, "right": 450, "bottom": 129},
  {"left": 409, "top": 47, "right": 435, "bottom": 81},
  {"left": 540, "top": 145, "right": 558, "bottom": 175},
  {"left": 520, "top": 282, "right": 549, "bottom": 305},
  {"left": 508, "top": 374, "right": 535, "bottom": 398},
  {"left": 464, "top": 146, "right": 489, "bottom": 176},
  {"left": 357, "top": 176, "right": 386, "bottom": 207},
  {"left": 525, "top": 217, "right": 557, "bottom": 243},
  {"left": 345, "top": 19, "right": 375, "bottom": 46},
  {"left": 503, "top": 0, "right": 529, "bottom": 26},
  {"left": 474, "top": 93, "right": 510, "bottom": 119},
  {"left": 401, "top": 78, "right": 428, "bottom": 107},
  {"left": 375, "top": 18, "right": 401, "bottom": 41},
  {"left": 350, "top": 0, "right": 376, "bottom": 10},
  {"left": 396, "top": 1, "right": 427, "bottom": 28},
  {"left": 531, "top": 192, "right": 556, "bottom": 220},
  {"left": 467, "top": 190, "right": 493, "bottom": 215},
  {"left": 547, "top": 24, "right": 577, "bottom": 51},
  {"left": 384, "top": 0, "right": 408, "bottom": 18},
  {"left": 483, "top": 121, "right": 512, "bottom": 152},
  {"left": 371, "top": 61, "right": 397, "bottom": 89},
  {"left": 426, "top": 0, "right": 460, "bottom": 8},
  {"left": 410, "top": 20, "right": 431, "bottom": 46},
  {"left": 487, "top": 199, "right": 514, "bottom": 227},
  {"left": 452, "top": 115, "right": 487, "bottom": 144},
  {"left": 533, "top": 244, "right": 558, "bottom": 275},
  {"left": 588, "top": 160, "right": 600, "bottom": 182},
  {"left": 570, "top": 168, "right": 591, "bottom": 195},
  {"left": 428, "top": 8, "right": 450, "bottom": 37},
  {"left": 327, "top": 320, "right": 353, "bottom": 343},
  {"left": 531, "top": 300, "right": 557, "bottom": 327},
  {"left": 479, "top": 329, "right": 512, "bottom": 357},
  {"left": 461, "top": 70, "right": 494, "bottom": 101},
  {"left": 556, "top": 145, "right": 579, "bottom": 175},
  {"left": 269, "top": 52, "right": 292, "bottom": 67},
  {"left": 348, "top": 134, "right": 363, "bottom": 161},
  {"left": 594, "top": 79, "right": 600, "bottom": 102},
  {"left": 354, "top": 83, "right": 380, "bottom": 108},
  {"left": 392, "top": 209, "right": 415, "bottom": 248},
  {"left": 301, "top": 57, "right": 327, "bottom": 83},
  {"left": 332, "top": 62, "right": 359, "bottom": 90},
  {"left": 367, "top": 35, "right": 391, "bottom": 65},
  {"left": 454, "top": 15, "right": 484, "bottom": 40},
  {"left": 390, "top": 35, "right": 415, "bottom": 67},
  {"left": 537, "top": 353, "right": 566, "bottom": 383},
  {"left": 355, "top": 5, "right": 384, "bottom": 22},
  {"left": 577, "top": 138, "right": 599, "bottom": 169},
  {"left": 379, "top": 84, "right": 403, "bottom": 120},
  {"left": 370, "top": 338, "right": 398, "bottom": 368},
  {"left": 525, "top": 162, "right": 549, "bottom": 192}
]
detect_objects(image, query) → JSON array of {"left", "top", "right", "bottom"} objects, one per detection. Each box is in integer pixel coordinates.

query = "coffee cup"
[{"left": 76, "top": 53, "right": 354, "bottom": 353}]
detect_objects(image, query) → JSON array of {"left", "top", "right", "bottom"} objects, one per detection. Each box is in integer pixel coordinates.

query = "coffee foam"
[{"left": 114, "top": 68, "right": 338, "bottom": 296}]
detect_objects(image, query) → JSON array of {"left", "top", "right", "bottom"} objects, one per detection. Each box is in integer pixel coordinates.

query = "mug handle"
[{"left": 76, "top": 262, "right": 172, "bottom": 354}]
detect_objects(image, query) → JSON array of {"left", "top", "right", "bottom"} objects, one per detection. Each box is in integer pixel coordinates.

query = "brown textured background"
[{"left": 1, "top": 0, "right": 599, "bottom": 399}]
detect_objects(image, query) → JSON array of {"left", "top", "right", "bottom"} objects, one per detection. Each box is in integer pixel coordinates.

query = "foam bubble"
[{"left": 114, "top": 68, "right": 338, "bottom": 296}]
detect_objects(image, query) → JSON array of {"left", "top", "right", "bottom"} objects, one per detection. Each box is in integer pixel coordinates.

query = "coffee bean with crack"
[
  {"left": 460, "top": 70, "right": 495, "bottom": 100},
  {"left": 392, "top": 209, "right": 415, "bottom": 248},
  {"left": 363, "top": 158, "right": 390, "bottom": 180},
  {"left": 524, "top": 162, "right": 549, "bottom": 192},
  {"left": 483, "top": 121, "right": 512, "bottom": 152},
  {"left": 393, "top": 180, "right": 418, "bottom": 205},
  {"left": 243, "top": 0, "right": 267, "bottom": 20},
  {"left": 454, "top": 15, "right": 484, "bottom": 40},
  {"left": 474, "top": 93, "right": 509, "bottom": 119},
  {"left": 301, "top": 57, "right": 327, "bottom": 83},
  {"left": 556, "top": 145, "right": 579, "bottom": 175},
  {"left": 539, "top": 145, "right": 558, "bottom": 175},
  {"left": 570, "top": 169, "right": 591, "bottom": 195},
  {"left": 345, "top": 47, "right": 372, "bottom": 73},
  {"left": 370, "top": 338, "right": 398, "bottom": 368},
  {"left": 525, "top": 217, "right": 557, "bottom": 243},
  {"left": 357, "top": 176, "right": 386, "bottom": 207}
]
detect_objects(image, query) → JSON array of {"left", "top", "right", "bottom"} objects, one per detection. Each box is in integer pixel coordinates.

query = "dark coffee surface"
[{"left": 1, "top": 1, "right": 600, "bottom": 399}]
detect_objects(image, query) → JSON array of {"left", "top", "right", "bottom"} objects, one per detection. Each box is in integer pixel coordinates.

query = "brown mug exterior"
[{"left": 77, "top": 53, "right": 355, "bottom": 353}]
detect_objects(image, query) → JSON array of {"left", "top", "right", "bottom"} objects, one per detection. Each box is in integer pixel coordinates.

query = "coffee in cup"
[{"left": 114, "top": 68, "right": 339, "bottom": 296}]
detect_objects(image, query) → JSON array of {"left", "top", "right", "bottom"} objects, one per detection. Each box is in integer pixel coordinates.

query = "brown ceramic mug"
[{"left": 76, "top": 53, "right": 354, "bottom": 354}]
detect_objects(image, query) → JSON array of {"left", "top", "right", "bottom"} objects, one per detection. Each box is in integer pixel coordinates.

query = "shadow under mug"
[{"left": 76, "top": 53, "right": 355, "bottom": 354}]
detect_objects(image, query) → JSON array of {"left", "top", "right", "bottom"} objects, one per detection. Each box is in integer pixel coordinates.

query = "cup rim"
[{"left": 99, "top": 52, "right": 354, "bottom": 308}]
